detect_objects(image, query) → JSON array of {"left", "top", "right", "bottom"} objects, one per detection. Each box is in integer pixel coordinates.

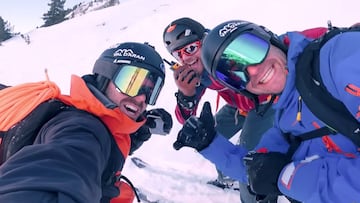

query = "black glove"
[
  {"left": 145, "top": 108, "right": 173, "bottom": 135},
  {"left": 243, "top": 151, "right": 290, "bottom": 202},
  {"left": 173, "top": 101, "right": 216, "bottom": 151},
  {"left": 246, "top": 185, "right": 278, "bottom": 203},
  {"left": 129, "top": 125, "right": 152, "bottom": 155}
]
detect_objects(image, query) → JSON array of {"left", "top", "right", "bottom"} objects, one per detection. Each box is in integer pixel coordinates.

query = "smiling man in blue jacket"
[{"left": 173, "top": 20, "right": 360, "bottom": 203}]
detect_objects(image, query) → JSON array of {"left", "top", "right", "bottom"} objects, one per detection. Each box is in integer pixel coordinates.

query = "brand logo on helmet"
[
  {"left": 184, "top": 29, "right": 192, "bottom": 36},
  {"left": 219, "top": 21, "right": 247, "bottom": 37},
  {"left": 113, "top": 49, "right": 146, "bottom": 61}
]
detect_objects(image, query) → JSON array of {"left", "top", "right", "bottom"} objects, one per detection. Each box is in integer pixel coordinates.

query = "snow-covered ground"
[{"left": 0, "top": 0, "right": 358, "bottom": 202}]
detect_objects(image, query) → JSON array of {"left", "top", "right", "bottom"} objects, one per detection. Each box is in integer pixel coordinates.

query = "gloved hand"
[
  {"left": 173, "top": 65, "right": 201, "bottom": 96},
  {"left": 173, "top": 102, "right": 216, "bottom": 151},
  {"left": 129, "top": 125, "right": 151, "bottom": 155},
  {"left": 145, "top": 108, "right": 173, "bottom": 135},
  {"left": 243, "top": 151, "right": 290, "bottom": 202},
  {"left": 246, "top": 185, "right": 279, "bottom": 203}
]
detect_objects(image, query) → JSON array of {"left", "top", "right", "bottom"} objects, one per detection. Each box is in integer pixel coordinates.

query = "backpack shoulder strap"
[
  {"left": 295, "top": 26, "right": 360, "bottom": 147},
  {"left": 100, "top": 132, "right": 126, "bottom": 203},
  {"left": 284, "top": 127, "right": 335, "bottom": 158}
]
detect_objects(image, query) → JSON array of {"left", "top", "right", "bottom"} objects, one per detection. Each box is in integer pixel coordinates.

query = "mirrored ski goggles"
[
  {"left": 172, "top": 41, "right": 201, "bottom": 61},
  {"left": 112, "top": 65, "right": 164, "bottom": 105},
  {"left": 213, "top": 32, "right": 270, "bottom": 91}
]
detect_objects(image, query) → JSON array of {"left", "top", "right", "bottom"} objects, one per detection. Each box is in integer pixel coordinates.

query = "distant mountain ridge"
[{"left": 66, "top": 0, "right": 123, "bottom": 19}]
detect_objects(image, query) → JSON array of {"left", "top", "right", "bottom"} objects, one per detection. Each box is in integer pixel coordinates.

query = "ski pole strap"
[
  {"left": 286, "top": 196, "right": 302, "bottom": 203},
  {"left": 118, "top": 175, "right": 141, "bottom": 203}
]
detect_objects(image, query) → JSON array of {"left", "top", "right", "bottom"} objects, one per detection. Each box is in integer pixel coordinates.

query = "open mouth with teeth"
[
  {"left": 124, "top": 104, "right": 139, "bottom": 114},
  {"left": 188, "top": 58, "right": 198, "bottom": 66},
  {"left": 259, "top": 66, "right": 274, "bottom": 84},
  {"left": 183, "top": 57, "right": 199, "bottom": 67}
]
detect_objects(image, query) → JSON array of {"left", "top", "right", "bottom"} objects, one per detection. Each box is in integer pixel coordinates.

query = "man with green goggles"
[{"left": 174, "top": 19, "right": 347, "bottom": 203}]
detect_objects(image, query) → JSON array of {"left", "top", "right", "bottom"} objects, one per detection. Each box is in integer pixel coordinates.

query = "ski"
[
  {"left": 206, "top": 179, "right": 240, "bottom": 191},
  {"left": 130, "top": 156, "right": 189, "bottom": 180},
  {"left": 131, "top": 157, "right": 149, "bottom": 168}
]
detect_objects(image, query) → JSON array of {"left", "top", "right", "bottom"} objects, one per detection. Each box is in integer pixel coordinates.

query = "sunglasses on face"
[
  {"left": 172, "top": 41, "right": 201, "bottom": 61},
  {"left": 112, "top": 65, "right": 164, "bottom": 105},
  {"left": 213, "top": 32, "right": 270, "bottom": 92}
]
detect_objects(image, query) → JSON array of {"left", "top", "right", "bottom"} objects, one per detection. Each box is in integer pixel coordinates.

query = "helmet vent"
[{"left": 166, "top": 24, "right": 176, "bottom": 33}]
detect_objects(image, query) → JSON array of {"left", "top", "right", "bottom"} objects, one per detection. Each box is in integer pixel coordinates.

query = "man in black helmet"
[
  {"left": 163, "top": 17, "right": 276, "bottom": 203},
  {"left": 0, "top": 42, "right": 173, "bottom": 203}
]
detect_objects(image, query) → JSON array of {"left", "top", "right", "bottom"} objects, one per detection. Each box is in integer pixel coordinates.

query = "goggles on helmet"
[
  {"left": 213, "top": 32, "right": 270, "bottom": 91},
  {"left": 171, "top": 41, "right": 201, "bottom": 61},
  {"left": 112, "top": 65, "right": 164, "bottom": 105}
]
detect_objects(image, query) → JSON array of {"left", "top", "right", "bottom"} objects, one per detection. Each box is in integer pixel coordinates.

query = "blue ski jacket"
[{"left": 201, "top": 31, "right": 360, "bottom": 202}]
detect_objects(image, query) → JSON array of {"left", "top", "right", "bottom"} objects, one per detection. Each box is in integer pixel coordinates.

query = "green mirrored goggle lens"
[{"left": 215, "top": 32, "right": 270, "bottom": 91}]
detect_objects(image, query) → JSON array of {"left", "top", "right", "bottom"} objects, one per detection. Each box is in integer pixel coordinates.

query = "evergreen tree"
[
  {"left": 107, "top": 0, "right": 120, "bottom": 7},
  {"left": 42, "top": 0, "right": 68, "bottom": 27},
  {"left": 0, "top": 17, "right": 13, "bottom": 42}
]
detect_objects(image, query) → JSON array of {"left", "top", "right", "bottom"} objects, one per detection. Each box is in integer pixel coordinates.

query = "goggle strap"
[{"left": 93, "top": 60, "right": 118, "bottom": 79}]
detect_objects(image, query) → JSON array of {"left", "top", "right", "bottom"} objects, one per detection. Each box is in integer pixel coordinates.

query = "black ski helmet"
[
  {"left": 163, "top": 17, "right": 206, "bottom": 53},
  {"left": 201, "top": 19, "right": 287, "bottom": 92},
  {"left": 201, "top": 20, "right": 285, "bottom": 115},
  {"left": 92, "top": 42, "right": 165, "bottom": 94}
]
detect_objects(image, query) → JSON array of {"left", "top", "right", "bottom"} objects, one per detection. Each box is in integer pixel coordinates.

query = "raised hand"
[
  {"left": 173, "top": 102, "right": 216, "bottom": 151},
  {"left": 173, "top": 65, "right": 200, "bottom": 96}
]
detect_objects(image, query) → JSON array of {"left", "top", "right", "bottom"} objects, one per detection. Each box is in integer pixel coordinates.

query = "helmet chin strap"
[
  {"left": 82, "top": 74, "right": 116, "bottom": 109},
  {"left": 86, "top": 82, "right": 117, "bottom": 109},
  {"left": 255, "top": 94, "right": 276, "bottom": 117},
  {"left": 95, "top": 75, "right": 110, "bottom": 93},
  {"left": 241, "top": 90, "right": 276, "bottom": 117}
]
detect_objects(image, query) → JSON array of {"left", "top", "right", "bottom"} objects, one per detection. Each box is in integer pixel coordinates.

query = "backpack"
[
  {"left": 0, "top": 80, "right": 66, "bottom": 163},
  {"left": 291, "top": 24, "right": 360, "bottom": 152},
  {"left": 0, "top": 79, "right": 139, "bottom": 203}
]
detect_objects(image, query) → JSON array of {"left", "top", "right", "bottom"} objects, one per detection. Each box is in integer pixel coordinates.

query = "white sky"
[
  {"left": 0, "top": 0, "right": 359, "bottom": 202},
  {"left": 0, "top": 0, "right": 88, "bottom": 33},
  {"left": 1, "top": 0, "right": 359, "bottom": 34}
]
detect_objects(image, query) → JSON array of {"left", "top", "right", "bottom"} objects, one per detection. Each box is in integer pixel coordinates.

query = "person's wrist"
[
  {"left": 178, "top": 88, "right": 196, "bottom": 97},
  {"left": 175, "top": 91, "right": 198, "bottom": 110}
]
